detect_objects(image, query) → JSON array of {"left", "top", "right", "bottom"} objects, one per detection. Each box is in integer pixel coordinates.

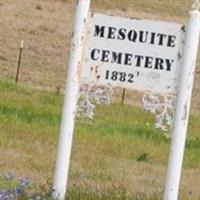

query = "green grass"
[
  {"left": 0, "top": 178, "right": 18, "bottom": 190},
  {"left": 1, "top": 80, "right": 200, "bottom": 199}
]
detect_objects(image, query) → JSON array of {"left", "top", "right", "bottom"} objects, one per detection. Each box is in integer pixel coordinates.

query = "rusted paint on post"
[
  {"left": 164, "top": 9, "right": 200, "bottom": 200},
  {"left": 52, "top": 1, "right": 90, "bottom": 200}
]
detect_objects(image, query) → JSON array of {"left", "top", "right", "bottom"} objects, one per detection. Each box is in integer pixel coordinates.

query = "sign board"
[{"left": 81, "top": 13, "right": 185, "bottom": 94}]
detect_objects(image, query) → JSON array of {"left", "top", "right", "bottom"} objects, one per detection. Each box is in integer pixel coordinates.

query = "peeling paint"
[
  {"left": 178, "top": 52, "right": 182, "bottom": 60},
  {"left": 182, "top": 101, "right": 188, "bottom": 123},
  {"left": 95, "top": 65, "right": 99, "bottom": 73},
  {"left": 71, "top": 32, "right": 74, "bottom": 39},
  {"left": 181, "top": 25, "right": 186, "bottom": 32},
  {"left": 167, "top": 85, "right": 171, "bottom": 89}
]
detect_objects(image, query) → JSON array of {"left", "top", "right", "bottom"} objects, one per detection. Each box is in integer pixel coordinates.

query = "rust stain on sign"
[
  {"left": 97, "top": 75, "right": 101, "bottom": 79},
  {"left": 95, "top": 66, "right": 101, "bottom": 80},
  {"left": 181, "top": 25, "right": 186, "bottom": 32},
  {"left": 90, "top": 65, "right": 101, "bottom": 81}
]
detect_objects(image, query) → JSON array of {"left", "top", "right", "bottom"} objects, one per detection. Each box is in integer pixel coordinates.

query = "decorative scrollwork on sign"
[
  {"left": 77, "top": 84, "right": 177, "bottom": 132},
  {"left": 142, "top": 93, "right": 177, "bottom": 131},
  {"left": 192, "top": 0, "right": 200, "bottom": 10},
  {"left": 77, "top": 84, "right": 113, "bottom": 119}
]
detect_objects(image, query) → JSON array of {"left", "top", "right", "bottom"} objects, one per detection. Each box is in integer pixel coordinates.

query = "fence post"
[
  {"left": 164, "top": 8, "right": 200, "bottom": 200},
  {"left": 121, "top": 88, "right": 126, "bottom": 105},
  {"left": 52, "top": 1, "right": 90, "bottom": 200},
  {"left": 15, "top": 40, "right": 24, "bottom": 83}
]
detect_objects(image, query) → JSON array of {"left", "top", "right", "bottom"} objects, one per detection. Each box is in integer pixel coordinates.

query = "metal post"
[
  {"left": 164, "top": 9, "right": 200, "bottom": 200},
  {"left": 15, "top": 40, "right": 24, "bottom": 83},
  {"left": 52, "top": 1, "right": 90, "bottom": 200},
  {"left": 121, "top": 88, "right": 126, "bottom": 105}
]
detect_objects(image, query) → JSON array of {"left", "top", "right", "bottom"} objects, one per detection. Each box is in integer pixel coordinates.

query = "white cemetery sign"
[
  {"left": 81, "top": 13, "right": 185, "bottom": 94},
  {"left": 52, "top": 1, "right": 200, "bottom": 200}
]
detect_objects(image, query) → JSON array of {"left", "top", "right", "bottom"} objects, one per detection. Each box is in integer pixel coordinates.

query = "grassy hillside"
[{"left": 0, "top": 80, "right": 200, "bottom": 199}]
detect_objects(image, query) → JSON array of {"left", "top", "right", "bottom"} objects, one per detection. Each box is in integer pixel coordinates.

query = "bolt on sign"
[
  {"left": 52, "top": 1, "right": 200, "bottom": 200},
  {"left": 81, "top": 13, "right": 185, "bottom": 94}
]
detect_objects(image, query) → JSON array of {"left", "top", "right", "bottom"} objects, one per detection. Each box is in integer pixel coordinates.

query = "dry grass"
[{"left": 0, "top": 0, "right": 200, "bottom": 111}]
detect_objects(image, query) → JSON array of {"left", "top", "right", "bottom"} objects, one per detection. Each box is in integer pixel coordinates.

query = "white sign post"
[
  {"left": 164, "top": 8, "right": 200, "bottom": 200},
  {"left": 52, "top": 0, "right": 90, "bottom": 199}
]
